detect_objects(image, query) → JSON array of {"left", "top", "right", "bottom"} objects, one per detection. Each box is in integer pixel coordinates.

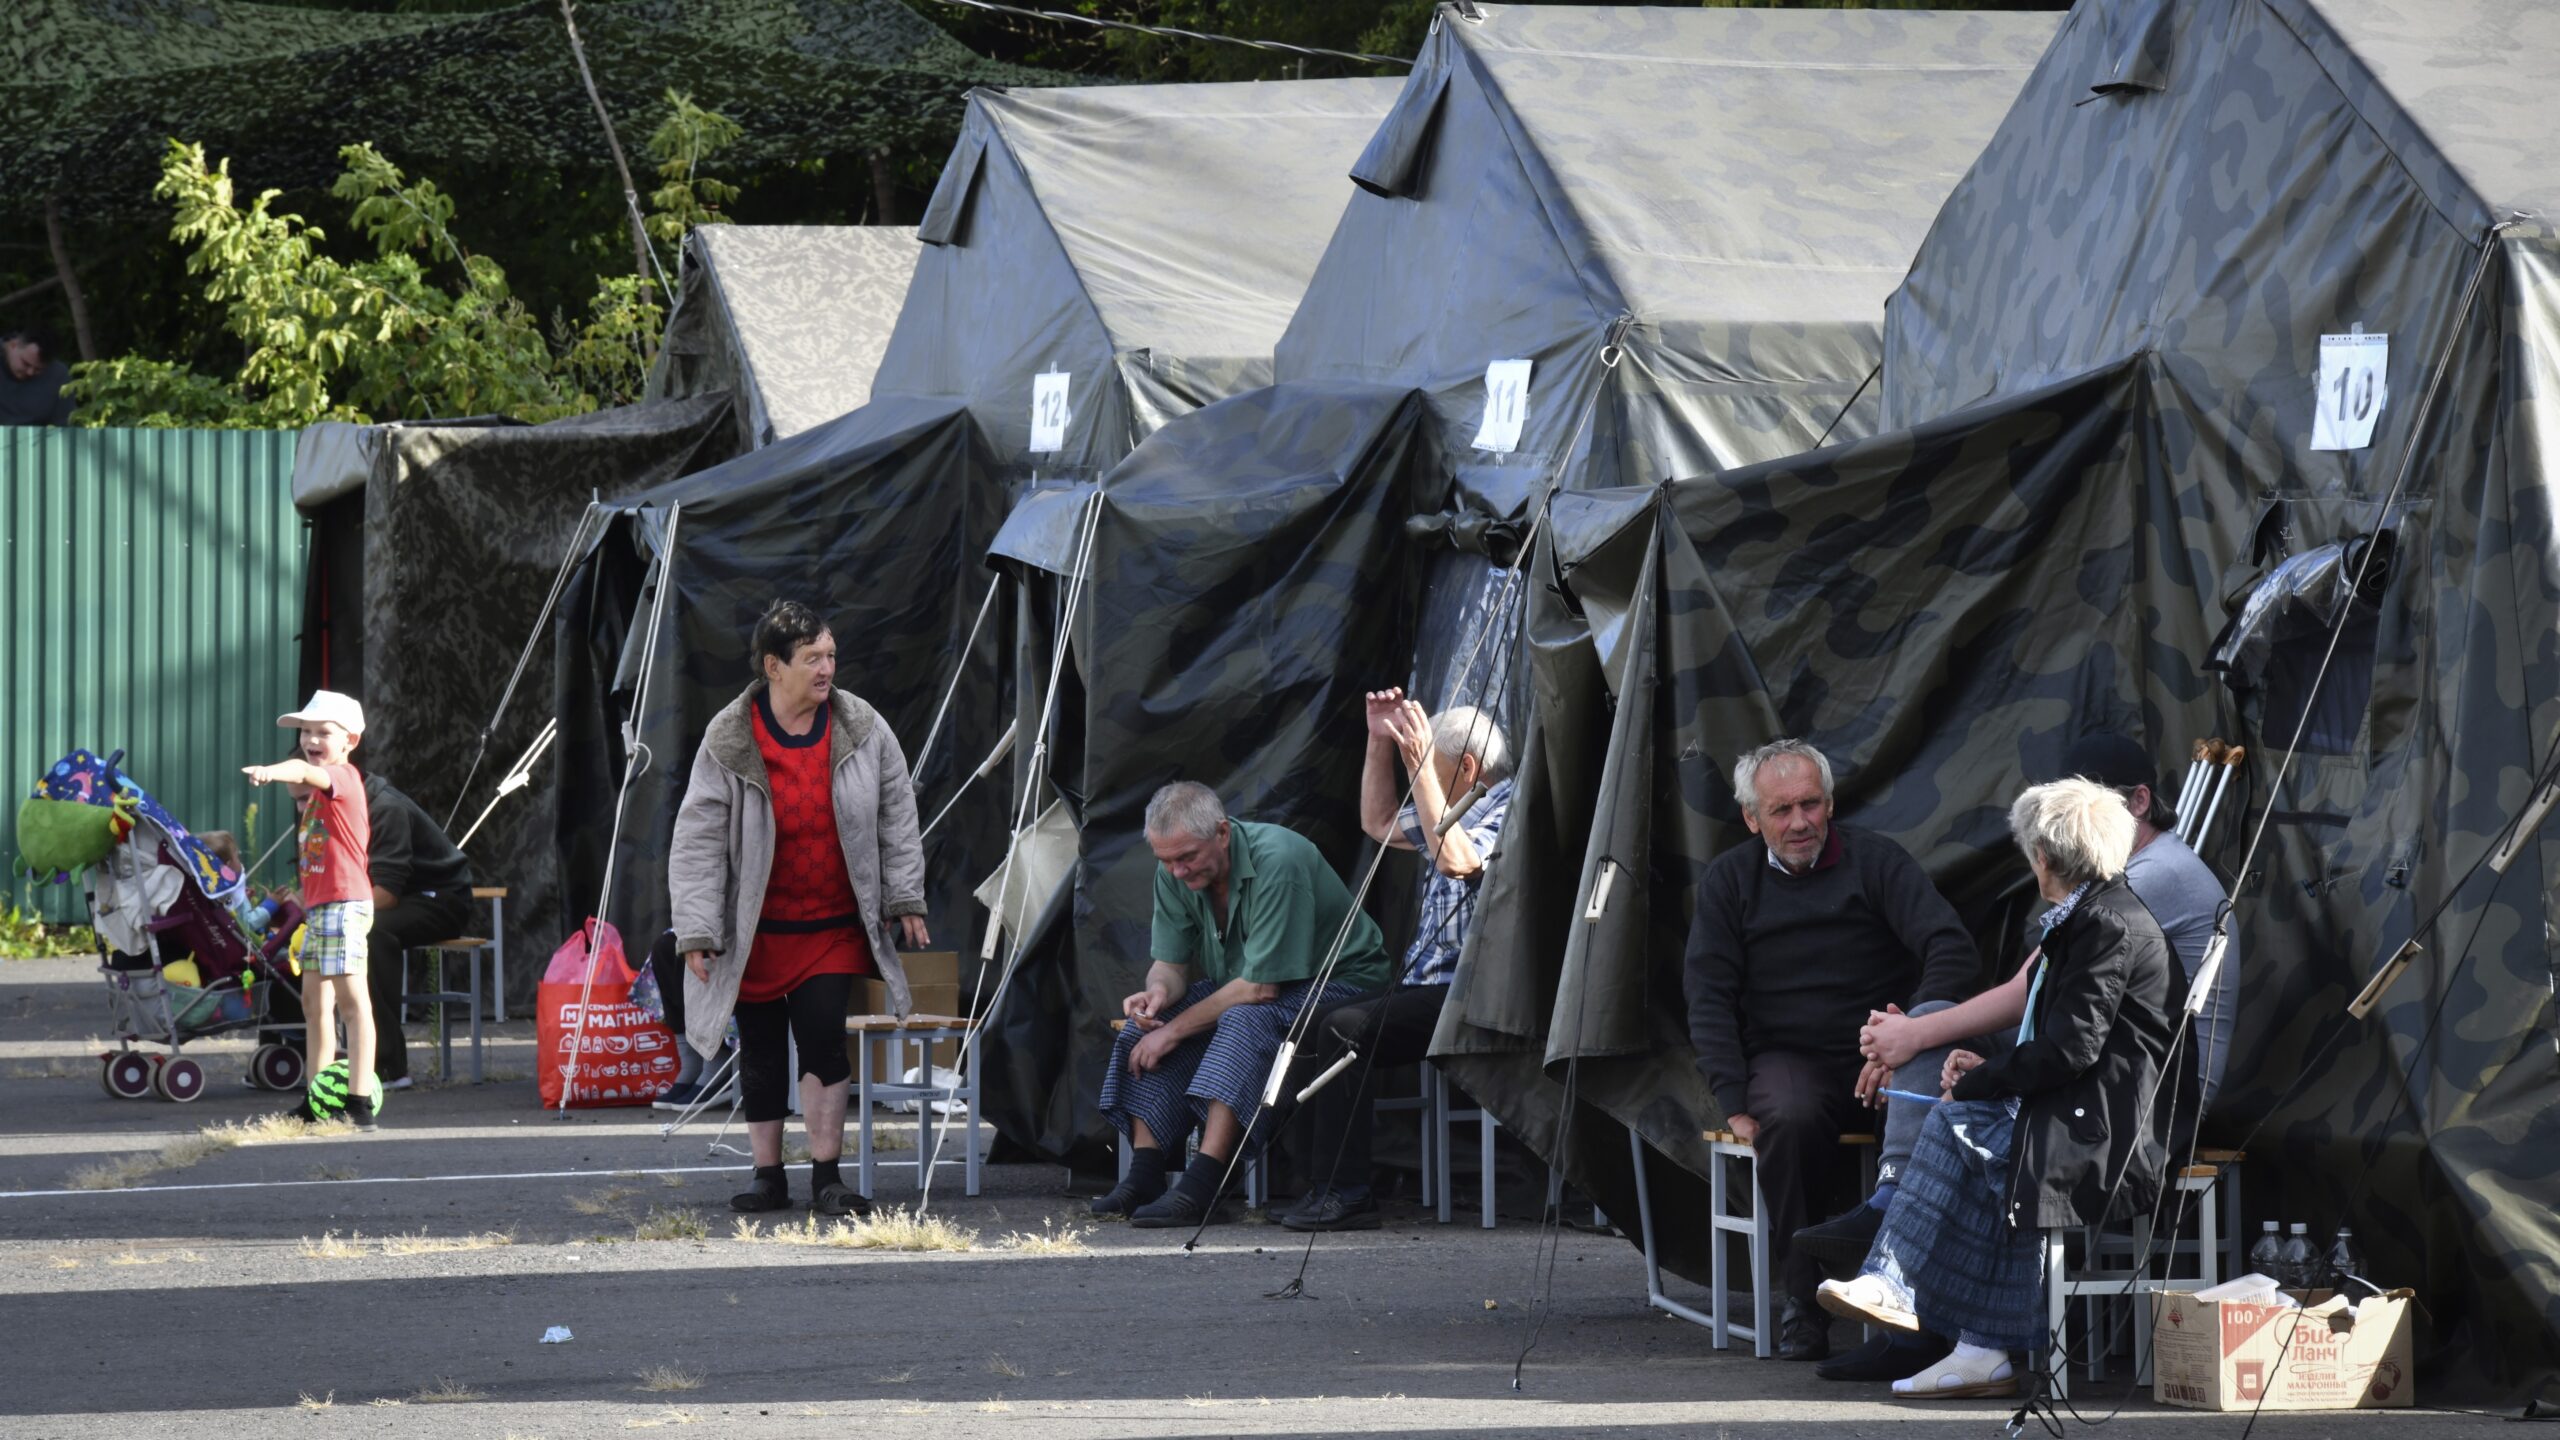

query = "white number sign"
[
  {"left": 1473, "top": 359, "right": 1533, "bottom": 453},
  {"left": 1030, "top": 371, "right": 1070, "bottom": 454},
  {"left": 2310, "top": 330, "right": 2387, "bottom": 451}
]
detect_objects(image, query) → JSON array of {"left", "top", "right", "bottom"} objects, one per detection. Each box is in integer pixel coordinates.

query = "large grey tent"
[
  {"left": 1280, "top": 4, "right": 2059, "bottom": 488},
  {"left": 973, "top": 5, "right": 2057, "bottom": 1163},
  {"left": 554, "top": 80, "right": 1397, "bottom": 971},
  {"left": 1455, "top": 0, "right": 2560, "bottom": 1404},
  {"left": 647, "top": 226, "right": 921, "bottom": 452},
  {"left": 876, "top": 78, "right": 1399, "bottom": 478},
  {"left": 291, "top": 399, "right": 740, "bottom": 1008}
]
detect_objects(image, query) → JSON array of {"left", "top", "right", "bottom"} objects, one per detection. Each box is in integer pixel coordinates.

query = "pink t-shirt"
[{"left": 296, "top": 763, "right": 371, "bottom": 906}]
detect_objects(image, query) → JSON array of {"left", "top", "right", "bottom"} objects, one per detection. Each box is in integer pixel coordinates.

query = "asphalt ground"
[{"left": 0, "top": 955, "right": 2515, "bottom": 1439}]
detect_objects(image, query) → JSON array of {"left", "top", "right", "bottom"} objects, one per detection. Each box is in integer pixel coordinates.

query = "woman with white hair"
[{"left": 1817, "top": 779, "right": 2186, "bottom": 1399}]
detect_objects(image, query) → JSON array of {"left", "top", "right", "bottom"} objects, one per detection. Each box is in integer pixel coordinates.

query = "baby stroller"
[{"left": 18, "top": 750, "right": 304, "bottom": 1102}]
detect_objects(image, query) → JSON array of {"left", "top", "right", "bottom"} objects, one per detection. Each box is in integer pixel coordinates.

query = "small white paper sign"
[
  {"left": 1029, "top": 371, "right": 1070, "bottom": 454},
  {"left": 2310, "top": 331, "right": 2388, "bottom": 451},
  {"left": 1473, "top": 359, "right": 1533, "bottom": 453}
]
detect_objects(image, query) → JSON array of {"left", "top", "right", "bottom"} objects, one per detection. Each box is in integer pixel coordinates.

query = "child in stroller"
[{"left": 18, "top": 749, "right": 305, "bottom": 1101}]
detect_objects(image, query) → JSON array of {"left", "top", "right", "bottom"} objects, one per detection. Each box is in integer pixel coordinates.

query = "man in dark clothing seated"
[
  {"left": 267, "top": 774, "right": 475, "bottom": 1088},
  {"left": 1683, "top": 738, "right": 1978, "bottom": 1361}
]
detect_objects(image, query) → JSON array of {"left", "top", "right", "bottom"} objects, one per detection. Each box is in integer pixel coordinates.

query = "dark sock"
[
  {"left": 1867, "top": 1182, "right": 1897, "bottom": 1213},
  {"left": 1170, "top": 1151, "right": 1227, "bottom": 1207},
  {"left": 1122, "top": 1144, "right": 1170, "bottom": 1199},
  {"left": 811, "top": 1158, "right": 843, "bottom": 1193}
]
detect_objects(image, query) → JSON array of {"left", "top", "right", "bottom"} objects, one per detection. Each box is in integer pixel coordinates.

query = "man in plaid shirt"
[{"left": 1275, "top": 689, "right": 1512, "bottom": 1232}]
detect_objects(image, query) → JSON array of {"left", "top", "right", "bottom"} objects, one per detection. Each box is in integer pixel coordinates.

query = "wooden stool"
[
  {"left": 1632, "top": 1128, "right": 1880, "bottom": 1356},
  {"left": 847, "top": 1013, "right": 983, "bottom": 1198},
  {"left": 403, "top": 936, "right": 491, "bottom": 1084}
]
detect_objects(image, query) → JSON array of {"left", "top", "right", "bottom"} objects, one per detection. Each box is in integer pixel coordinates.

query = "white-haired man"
[
  {"left": 1092, "top": 782, "right": 1390, "bottom": 1228},
  {"left": 1276, "top": 690, "right": 1513, "bottom": 1232},
  {"left": 1683, "top": 738, "right": 1979, "bottom": 1360}
]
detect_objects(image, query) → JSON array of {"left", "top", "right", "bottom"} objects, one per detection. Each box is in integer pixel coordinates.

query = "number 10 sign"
[{"left": 2310, "top": 330, "right": 2387, "bottom": 451}]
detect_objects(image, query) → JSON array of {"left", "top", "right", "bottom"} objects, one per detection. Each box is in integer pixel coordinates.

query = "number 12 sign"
[
  {"left": 1030, "top": 371, "right": 1070, "bottom": 454},
  {"left": 2310, "top": 331, "right": 2387, "bottom": 451}
]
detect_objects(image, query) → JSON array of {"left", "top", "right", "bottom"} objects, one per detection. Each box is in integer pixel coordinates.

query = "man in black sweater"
[{"left": 1683, "top": 739, "right": 1978, "bottom": 1361}]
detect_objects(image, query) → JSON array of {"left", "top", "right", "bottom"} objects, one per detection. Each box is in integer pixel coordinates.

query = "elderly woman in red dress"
[{"left": 671, "top": 601, "right": 931, "bottom": 1217}]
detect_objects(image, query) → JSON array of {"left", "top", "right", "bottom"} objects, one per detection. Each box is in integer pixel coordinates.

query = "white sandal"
[
  {"left": 1816, "top": 1275, "right": 1920, "bottom": 1333},
  {"left": 1892, "top": 1345, "right": 2018, "bottom": 1399}
]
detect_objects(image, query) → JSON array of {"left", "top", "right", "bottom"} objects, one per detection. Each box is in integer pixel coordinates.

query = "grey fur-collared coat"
[{"left": 669, "top": 685, "right": 926, "bottom": 1058}]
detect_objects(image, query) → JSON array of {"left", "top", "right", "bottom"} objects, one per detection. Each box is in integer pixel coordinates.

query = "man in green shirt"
[{"left": 1093, "top": 781, "right": 1389, "bottom": 1228}]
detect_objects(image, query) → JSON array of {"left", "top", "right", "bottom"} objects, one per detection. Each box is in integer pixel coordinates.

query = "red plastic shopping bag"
[{"left": 537, "top": 919, "right": 679, "bottom": 1108}]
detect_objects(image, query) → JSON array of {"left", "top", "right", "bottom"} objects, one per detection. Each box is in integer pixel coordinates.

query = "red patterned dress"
[{"left": 739, "top": 692, "right": 873, "bottom": 1004}]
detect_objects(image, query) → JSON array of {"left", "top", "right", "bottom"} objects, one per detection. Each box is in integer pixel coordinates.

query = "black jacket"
[{"left": 1951, "top": 878, "right": 2192, "bottom": 1230}]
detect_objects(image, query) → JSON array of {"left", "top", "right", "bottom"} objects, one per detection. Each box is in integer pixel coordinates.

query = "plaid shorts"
[{"left": 303, "top": 900, "right": 374, "bottom": 977}]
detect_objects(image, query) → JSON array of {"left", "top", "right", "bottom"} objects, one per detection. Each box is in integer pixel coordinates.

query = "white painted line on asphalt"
[{"left": 0, "top": 1162, "right": 747, "bottom": 1200}]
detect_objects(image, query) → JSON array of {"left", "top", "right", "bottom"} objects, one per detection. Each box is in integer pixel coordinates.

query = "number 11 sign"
[{"left": 2310, "top": 330, "right": 2387, "bottom": 451}]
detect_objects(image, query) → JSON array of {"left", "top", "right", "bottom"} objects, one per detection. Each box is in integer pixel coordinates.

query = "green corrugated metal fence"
[{"left": 4, "top": 427, "right": 305, "bottom": 923}]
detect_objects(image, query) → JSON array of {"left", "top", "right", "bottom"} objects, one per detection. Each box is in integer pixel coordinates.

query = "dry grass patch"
[
  {"left": 730, "top": 1208, "right": 977, "bottom": 1252},
  {"left": 379, "top": 1229, "right": 513, "bottom": 1256},
  {"left": 632, "top": 1206, "right": 709, "bottom": 1242},
  {"left": 986, "top": 1354, "right": 1024, "bottom": 1379},
  {"left": 296, "top": 1392, "right": 334, "bottom": 1412},
  {"left": 300, "top": 1230, "right": 368, "bottom": 1260},
  {"left": 873, "top": 1368, "right": 915, "bottom": 1385},
  {"left": 977, "top": 1400, "right": 1013, "bottom": 1414},
  {"left": 66, "top": 1112, "right": 349, "bottom": 1190},
  {"left": 406, "top": 1377, "right": 485, "bottom": 1404},
  {"left": 567, "top": 1185, "right": 642, "bottom": 1216},
  {"left": 310, "top": 1162, "right": 361, "bottom": 1182},
  {"left": 634, "top": 1364, "right": 703, "bottom": 1393},
  {"left": 47, "top": 1256, "right": 80, "bottom": 1270},
  {"left": 106, "top": 1251, "right": 165, "bottom": 1267},
  {"left": 996, "top": 1219, "right": 1093, "bottom": 1256},
  {"left": 624, "top": 1408, "right": 699, "bottom": 1428}
]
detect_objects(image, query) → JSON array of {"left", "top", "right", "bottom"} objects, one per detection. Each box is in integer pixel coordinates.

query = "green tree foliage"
[
  {"left": 65, "top": 140, "right": 663, "bottom": 429},
  {"left": 645, "top": 90, "right": 748, "bottom": 245}
]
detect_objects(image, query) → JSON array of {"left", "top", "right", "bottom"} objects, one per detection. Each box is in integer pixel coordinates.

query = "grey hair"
[
  {"left": 1732, "top": 739, "right": 1834, "bottom": 819},
  {"left": 2009, "top": 778, "right": 2136, "bottom": 887},
  {"left": 1144, "top": 781, "right": 1227, "bottom": 840},
  {"left": 1430, "top": 706, "right": 1511, "bottom": 782}
]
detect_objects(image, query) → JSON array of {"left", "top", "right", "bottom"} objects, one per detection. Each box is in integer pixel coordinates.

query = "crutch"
[
  {"left": 2192, "top": 744, "right": 2246, "bottom": 853},
  {"left": 2174, "top": 739, "right": 2213, "bottom": 841}
]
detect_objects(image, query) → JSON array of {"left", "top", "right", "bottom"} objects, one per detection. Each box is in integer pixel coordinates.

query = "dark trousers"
[
  {"left": 1301, "top": 984, "right": 1450, "bottom": 1199},
  {"left": 734, "top": 972, "right": 856, "bottom": 1124},
  {"left": 1743, "top": 1049, "right": 1870, "bottom": 1305},
  {"left": 266, "top": 889, "right": 473, "bottom": 1083}
]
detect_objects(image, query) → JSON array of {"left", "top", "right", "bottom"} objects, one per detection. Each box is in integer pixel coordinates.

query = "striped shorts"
[
  {"left": 1098, "top": 976, "right": 1367, "bottom": 1157},
  {"left": 302, "top": 900, "right": 374, "bottom": 977}
]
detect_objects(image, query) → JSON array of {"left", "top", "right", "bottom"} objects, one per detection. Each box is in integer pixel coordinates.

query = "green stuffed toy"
[{"left": 15, "top": 795, "right": 124, "bottom": 880}]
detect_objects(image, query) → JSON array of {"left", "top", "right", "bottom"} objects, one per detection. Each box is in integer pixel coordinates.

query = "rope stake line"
[
  {"left": 557, "top": 502, "right": 683, "bottom": 1118},
  {"left": 443, "top": 502, "right": 605, "bottom": 831},
  {"left": 916, "top": 0, "right": 1412, "bottom": 67}
]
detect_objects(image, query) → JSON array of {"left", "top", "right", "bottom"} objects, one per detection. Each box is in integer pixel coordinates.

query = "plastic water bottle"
[
  {"left": 2247, "top": 1220, "right": 2283, "bottom": 1280},
  {"left": 2278, "top": 1222, "right": 2318, "bottom": 1289},
  {"left": 2324, "top": 1226, "right": 2367, "bottom": 1293}
]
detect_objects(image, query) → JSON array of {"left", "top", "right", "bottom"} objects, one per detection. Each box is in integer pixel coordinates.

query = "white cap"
[{"left": 278, "top": 690, "right": 366, "bottom": 735}]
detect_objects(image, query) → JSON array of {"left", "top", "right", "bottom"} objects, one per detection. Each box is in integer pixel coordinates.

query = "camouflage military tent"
[
  {"left": 549, "top": 397, "right": 1003, "bottom": 968},
  {"left": 4, "top": 0, "right": 1058, "bottom": 219},
  {"left": 874, "top": 78, "right": 1400, "bottom": 480},
  {"left": 290, "top": 397, "right": 739, "bottom": 1009},
  {"left": 969, "top": 4, "right": 2057, "bottom": 1163},
  {"left": 646, "top": 226, "right": 922, "bottom": 453},
  {"left": 1456, "top": 0, "right": 2560, "bottom": 1403}
]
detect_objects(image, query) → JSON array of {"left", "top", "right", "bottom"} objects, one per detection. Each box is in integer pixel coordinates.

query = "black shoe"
[
  {"left": 1816, "top": 1330, "right": 1942, "bottom": 1382},
  {"left": 1129, "top": 1185, "right": 1227, "bottom": 1230},
  {"left": 731, "top": 1164, "right": 792, "bottom": 1213},
  {"left": 1795, "top": 1202, "right": 1885, "bottom": 1275},
  {"left": 1278, "top": 1191, "right": 1381, "bottom": 1232},
  {"left": 812, "top": 1182, "right": 872, "bottom": 1219},
  {"left": 1089, "top": 1178, "right": 1165, "bottom": 1217},
  {"left": 1778, "top": 1298, "right": 1834, "bottom": 1362},
  {"left": 346, "top": 1093, "right": 378, "bottom": 1130}
]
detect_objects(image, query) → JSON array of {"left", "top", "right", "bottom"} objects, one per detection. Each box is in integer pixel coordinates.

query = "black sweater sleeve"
[
  {"left": 1869, "top": 840, "right": 1979, "bottom": 1006},
  {"left": 1954, "top": 905, "right": 2132, "bottom": 1101},
  {"left": 1682, "top": 858, "right": 1753, "bottom": 1121},
  {"left": 366, "top": 783, "right": 414, "bottom": 895}
]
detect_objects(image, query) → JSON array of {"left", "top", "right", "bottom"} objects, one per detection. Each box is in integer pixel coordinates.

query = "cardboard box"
[
  {"left": 2151, "top": 1289, "right": 2415, "bottom": 1411},
  {"left": 849, "top": 951, "right": 965, "bottom": 1073}
]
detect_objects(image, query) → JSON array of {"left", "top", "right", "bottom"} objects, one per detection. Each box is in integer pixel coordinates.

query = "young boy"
[{"left": 244, "top": 690, "right": 379, "bottom": 1128}]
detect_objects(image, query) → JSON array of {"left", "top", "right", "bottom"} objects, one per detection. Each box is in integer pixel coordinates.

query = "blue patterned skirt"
[
  {"left": 1098, "top": 977, "right": 1365, "bottom": 1156},
  {"left": 1861, "top": 1098, "right": 2046, "bottom": 1351}
]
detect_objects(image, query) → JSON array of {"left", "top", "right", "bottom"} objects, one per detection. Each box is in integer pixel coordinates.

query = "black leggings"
[{"left": 734, "top": 972, "right": 855, "bottom": 1123}]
